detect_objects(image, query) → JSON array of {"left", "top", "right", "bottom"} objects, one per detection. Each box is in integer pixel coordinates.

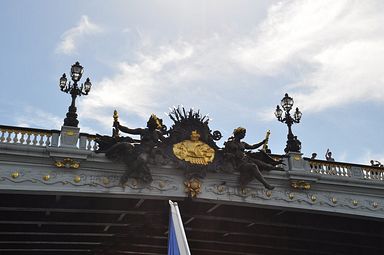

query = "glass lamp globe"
[{"left": 70, "top": 61, "right": 84, "bottom": 82}]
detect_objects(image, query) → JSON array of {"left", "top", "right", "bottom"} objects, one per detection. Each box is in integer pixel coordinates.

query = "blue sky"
[{"left": 1, "top": 0, "right": 384, "bottom": 165}]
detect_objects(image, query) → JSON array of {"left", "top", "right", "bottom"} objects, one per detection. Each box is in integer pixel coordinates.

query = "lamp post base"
[
  {"left": 284, "top": 135, "right": 302, "bottom": 154},
  {"left": 60, "top": 126, "right": 80, "bottom": 148},
  {"left": 63, "top": 105, "right": 79, "bottom": 127}
]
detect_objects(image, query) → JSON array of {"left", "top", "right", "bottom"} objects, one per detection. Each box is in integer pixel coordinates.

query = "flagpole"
[{"left": 168, "top": 200, "right": 191, "bottom": 255}]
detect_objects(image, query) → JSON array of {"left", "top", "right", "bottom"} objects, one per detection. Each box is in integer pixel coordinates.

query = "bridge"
[{"left": 0, "top": 124, "right": 383, "bottom": 255}]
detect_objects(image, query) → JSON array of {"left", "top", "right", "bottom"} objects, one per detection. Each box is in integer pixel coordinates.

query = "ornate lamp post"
[
  {"left": 275, "top": 93, "right": 302, "bottom": 153},
  {"left": 59, "top": 62, "right": 92, "bottom": 127}
]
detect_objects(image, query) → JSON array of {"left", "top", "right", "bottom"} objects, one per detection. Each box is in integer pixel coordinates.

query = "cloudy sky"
[{"left": 1, "top": 0, "right": 384, "bottom": 165}]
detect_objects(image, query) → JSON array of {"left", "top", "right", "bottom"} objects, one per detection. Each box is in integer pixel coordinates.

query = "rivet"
[
  {"left": 352, "top": 200, "right": 358, "bottom": 206},
  {"left": 74, "top": 176, "right": 81, "bottom": 183},
  {"left": 11, "top": 171, "right": 19, "bottom": 179},
  {"left": 288, "top": 193, "right": 294, "bottom": 199},
  {"left": 43, "top": 175, "right": 50, "bottom": 181},
  {"left": 266, "top": 190, "right": 272, "bottom": 197},
  {"left": 102, "top": 177, "right": 110, "bottom": 185},
  {"left": 331, "top": 197, "right": 337, "bottom": 204},
  {"left": 372, "top": 202, "right": 378, "bottom": 208},
  {"left": 311, "top": 195, "right": 317, "bottom": 202}
]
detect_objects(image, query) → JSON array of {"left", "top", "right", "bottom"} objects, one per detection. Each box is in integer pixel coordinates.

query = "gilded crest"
[{"left": 173, "top": 130, "right": 215, "bottom": 165}]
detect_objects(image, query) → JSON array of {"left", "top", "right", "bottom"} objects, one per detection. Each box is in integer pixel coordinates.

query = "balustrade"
[
  {"left": 308, "top": 160, "right": 351, "bottom": 177},
  {"left": 0, "top": 125, "right": 59, "bottom": 147},
  {"left": 0, "top": 126, "right": 100, "bottom": 151},
  {"left": 362, "top": 167, "right": 384, "bottom": 181},
  {"left": 79, "top": 133, "right": 98, "bottom": 151}
]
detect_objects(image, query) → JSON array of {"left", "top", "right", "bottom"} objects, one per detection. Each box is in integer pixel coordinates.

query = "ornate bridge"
[{"left": 0, "top": 124, "right": 383, "bottom": 255}]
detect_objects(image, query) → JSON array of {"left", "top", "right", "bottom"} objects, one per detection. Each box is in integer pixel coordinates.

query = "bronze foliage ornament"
[
  {"left": 54, "top": 158, "right": 80, "bottom": 169},
  {"left": 95, "top": 106, "right": 283, "bottom": 190}
]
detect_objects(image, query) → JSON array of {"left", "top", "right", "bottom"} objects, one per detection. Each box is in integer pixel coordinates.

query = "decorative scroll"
[
  {"left": 205, "top": 182, "right": 384, "bottom": 213},
  {"left": 0, "top": 170, "right": 178, "bottom": 192}
]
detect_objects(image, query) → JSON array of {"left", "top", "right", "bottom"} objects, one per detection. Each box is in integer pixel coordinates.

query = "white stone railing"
[
  {"left": 304, "top": 158, "right": 384, "bottom": 182},
  {"left": 307, "top": 160, "right": 352, "bottom": 177},
  {"left": 79, "top": 133, "right": 98, "bottom": 151},
  {"left": 0, "top": 125, "right": 98, "bottom": 151},
  {"left": 0, "top": 125, "right": 60, "bottom": 147},
  {"left": 362, "top": 167, "right": 384, "bottom": 181}
]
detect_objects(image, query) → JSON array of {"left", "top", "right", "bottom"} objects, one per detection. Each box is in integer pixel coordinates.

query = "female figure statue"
[
  {"left": 103, "top": 114, "right": 166, "bottom": 184},
  {"left": 223, "top": 127, "right": 278, "bottom": 190}
]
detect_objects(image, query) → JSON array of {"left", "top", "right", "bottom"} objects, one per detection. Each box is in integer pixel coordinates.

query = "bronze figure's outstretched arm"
[
  {"left": 115, "top": 121, "right": 144, "bottom": 135},
  {"left": 243, "top": 140, "right": 266, "bottom": 150}
]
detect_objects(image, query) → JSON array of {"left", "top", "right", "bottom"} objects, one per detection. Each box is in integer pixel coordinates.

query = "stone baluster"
[
  {"left": 26, "top": 132, "right": 32, "bottom": 145},
  {"left": 6, "top": 130, "right": 12, "bottom": 143},
  {"left": 0, "top": 129, "right": 5, "bottom": 143},
  {"left": 38, "top": 133, "right": 44, "bottom": 146},
  {"left": 32, "top": 133, "right": 38, "bottom": 145},
  {"left": 87, "top": 137, "right": 93, "bottom": 150},
  {"left": 13, "top": 130, "right": 19, "bottom": 143},
  {"left": 19, "top": 131, "right": 26, "bottom": 144},
  {"left": 45, "top": 133, "right": 51, "bottom": 146}
]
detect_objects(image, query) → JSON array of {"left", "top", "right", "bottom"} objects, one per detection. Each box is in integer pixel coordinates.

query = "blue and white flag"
[{"left": 168, "top": 200, "right": 191, "bottom": 255}]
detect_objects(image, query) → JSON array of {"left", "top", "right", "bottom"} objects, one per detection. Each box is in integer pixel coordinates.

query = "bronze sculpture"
[
  {"left": 96, "top": 113, "right": 166, "bottom": 185},
  {"left": 222, "top": 127, "right": 281, "bottom": 190},
  {"left": 96, "top": 107, "right": 283, "bottom": 190}
]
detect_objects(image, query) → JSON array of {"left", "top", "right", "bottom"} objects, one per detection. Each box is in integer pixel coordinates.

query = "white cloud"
[
  {"left": 78, "top": 0, "right": 384, "bottom": 128},
  {"left": 16, "top": 106, "right": 63, "bottom": 130},
  {"left": 79, "top": 41, "right": 197, "bottom": 127},
  {"left": 232, "top": 0, "right": 384, "bottom": 113},
  {"left": 15, "top": 106, "right": 98, "bottom": 134},
  {"left": 56, "top": 15, "right": 102, "bottom": 55},
  {"left": 78, "top": 36, "right": 248, "bottom": 127},
  {"left": 358, "top": 149, "right": 384, "bottom": 166}
]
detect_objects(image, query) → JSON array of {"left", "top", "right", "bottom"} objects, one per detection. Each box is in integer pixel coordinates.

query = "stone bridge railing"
[
  {"left": 0, "top": 125, "right": 98, "bottom": 150},
  {"left": 301, "top": 157, "right": 384, "bottom": 182},
  {"left": 0, "top": 125, "right": 383, "bottom": 219}
]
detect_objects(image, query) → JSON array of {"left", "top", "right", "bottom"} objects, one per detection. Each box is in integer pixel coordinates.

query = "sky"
[{"left": 1, "top": 0, "right": 384, "bottom": 165}]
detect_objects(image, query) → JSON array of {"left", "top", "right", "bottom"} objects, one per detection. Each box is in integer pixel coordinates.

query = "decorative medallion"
[
  {"left": 184, "top": 178, "right": 201, "bottom": 198},
  {"left": 65, "top": 130, "right": 75, "bottom": 136},
  {"left": 173, "top": 130, "right": 215, "bottom": 165},
  {"left": 54, "top": 158, "right": 80, "bottom": 169}
]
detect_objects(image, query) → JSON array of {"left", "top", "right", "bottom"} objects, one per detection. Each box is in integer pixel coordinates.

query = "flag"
[{"left": 168, "top": 200, "right": 191, "bottom": 255}]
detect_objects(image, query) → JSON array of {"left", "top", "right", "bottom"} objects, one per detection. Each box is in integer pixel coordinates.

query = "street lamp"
[
  {"left": 59, "top": 62, "right": 92, "bottom": 127},
  {"left": 275, "top": 93, "right": 302, "bottom": 153}
]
